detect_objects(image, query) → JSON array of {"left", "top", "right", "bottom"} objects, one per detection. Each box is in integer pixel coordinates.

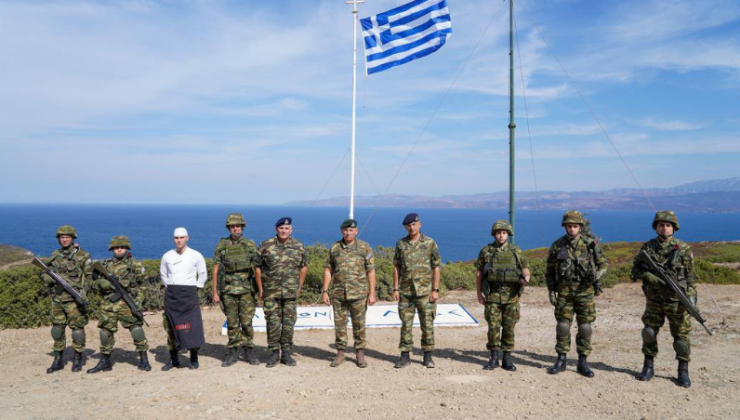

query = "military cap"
[
  {"left": 225, "top": 213, "right": 246, "bottom": 227},
  {"left": 491, "top": 220, "right": 514, "bottom": 236},
  {"left": 275, "top": 217, "right": 292, "bottom": 227},
  {"left": 340, "top": 219, "right": 358, "bottom": 229},
  {"left": 56, "top": 225, "right": 77, "bottom": 239},
  {"left": 402, "top": 213, "right": 420, "bottom": 225},
  {"left": 652, "top": 210, "right": 680, "bottom": 231},
  {"left": 108, "top": 235, "right": 131, "bottom": 250},
  {"left": 561, "top": 210, "right": 585, "bottom": 226}
]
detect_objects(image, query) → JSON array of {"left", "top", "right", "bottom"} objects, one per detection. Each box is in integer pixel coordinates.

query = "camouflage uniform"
[
  {"left": 394, "top": 234, "right": 441, "bottom": 353},
  {"left": 214, "top": 235, "right": 260, "bottom": 349},
  {"left": 326, "top": 239, "right": 375, "bottom": 351},
  {"left": 256, "top": 236, "right": 310, "bottom": 351},
  {"left": 475, "top": 242, "right": 528, "bottom": 351}
]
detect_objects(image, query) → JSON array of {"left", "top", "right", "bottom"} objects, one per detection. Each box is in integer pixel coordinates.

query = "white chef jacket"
[{"left": 160, "top": 247, "right": 208, "bottom": 288}]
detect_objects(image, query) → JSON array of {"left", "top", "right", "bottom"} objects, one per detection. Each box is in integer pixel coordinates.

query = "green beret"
[{"left": 340, "top": 219, "right": 358, "bottom": 229}]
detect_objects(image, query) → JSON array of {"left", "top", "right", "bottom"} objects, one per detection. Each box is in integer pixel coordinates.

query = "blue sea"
[{"left": 2, "top": 205, "right": 740, "bottom": 262}]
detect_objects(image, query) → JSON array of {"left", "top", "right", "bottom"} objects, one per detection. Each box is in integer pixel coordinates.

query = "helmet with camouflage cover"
[
  {"left": 491, "top": 220, "right": 514, "bottom": 236},
  {"left": 561, "top": 210, "right": 585, "bottom": 226},
  {"left": 55, "top": 225, "right": 77, "bottom": 239},
  {"left": 225, "top": 213, "right": 246, "bottom": 228},
  {"left": 108, "top": 235, "right": 131, "bottom": 250},
  {"left": 652, "top": 210, "right": 680, "bottom": 231}
]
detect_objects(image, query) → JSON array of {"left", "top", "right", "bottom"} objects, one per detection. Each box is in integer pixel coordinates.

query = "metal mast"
[
  {"left": 346, "top": 0, "right": 364, "bottom": 219},
  {"left": 508, "top": 0, "right": 516, "bottom": 243}
]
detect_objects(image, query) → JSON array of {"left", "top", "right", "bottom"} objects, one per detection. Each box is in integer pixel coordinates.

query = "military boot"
[
  {"left": 330, "top": 350, "right": 346, "bottom": 367},
  {"left": 46, "top": 350, "right": 64, "bottom": 374},
  {"left": 394, "top": 352, "right": 411, "bottom": 369},
  {"left": 162, "top": 351, "right": 181, "bottom": 371},
  {"left": 71, "top": 351, "right": 84, "bottom": 372},
  {"left": 355, "top": 349, "right": 368, "bottom": 368},
  {"left": 138, "top": 351, "right": 151, "bottom": 372},
  {"left": 222, "top": 347, "right": 239, "bottom": 367},
  {"left": 483, "top": 350, "right": 500, "bottom": 370},
  {"left": 547, "top": 353, "right": 567, "bottom": 375},
  {"left": 281, "top": 349, "right": 297, "bottom": 366},
  {"left": 677, "top": 360, "right": 691, "bottom": 388},
  {"left": 266, "top": 350, "right": 281, "bottom": 368},
  {"left": 244, "top": 347, "right": 260, "bottom": 365},
  {"left": 189, "top": 350, "right": 199, "bottom": 370},
  {"left": 87, "top": 354, "right": 112, "bottom": 374},
  {"left": 501, "top": 351, "right": 516, "bottom": 372},
  {"left": 577, "top": 354, "right": 594, "bottom": 378},
  {"left": 422, "top": 352, "right": 435, "bottom": 369},
  {"left": 636, "top": 355, "right": 654, "bottom": 382}
]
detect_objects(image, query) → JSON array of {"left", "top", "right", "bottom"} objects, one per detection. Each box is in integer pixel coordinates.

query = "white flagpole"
[{"left": 346, "top": 0, "right": 364, "bottom": 219}]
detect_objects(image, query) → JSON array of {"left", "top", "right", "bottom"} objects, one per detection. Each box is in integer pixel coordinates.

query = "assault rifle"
[
  {"left": 33, "top": 257, "right": 94, "bottom": 310},
  {"left": 92, "top": 261, "right": 149, "bottom": 327},
  {"left": 635, "top": 250, "right": 712, "bottom": 336}
]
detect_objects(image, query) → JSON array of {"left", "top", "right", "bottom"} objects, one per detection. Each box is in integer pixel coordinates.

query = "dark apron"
[{"left": 164, "top": 285, "right": 205, "bottom": 350}]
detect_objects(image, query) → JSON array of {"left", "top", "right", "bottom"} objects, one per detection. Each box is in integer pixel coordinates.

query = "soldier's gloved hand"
[
  {"left": 548, "top": 290, "right": 557, "bottom": 306},
  {"left": 593, "top": 282, "right": 603, "bottom": 297},
  {"left": 642, "top": 272, "right": 665, "bottom": 286},
  {"left": 41, "top": 273, "right": 54, "bottom": 286},
  {"left": 97, "top": 279, "right": 113, "bottom": 291},
  {"left": 687, "top": 287, "right": 698, "bottom": 307}
]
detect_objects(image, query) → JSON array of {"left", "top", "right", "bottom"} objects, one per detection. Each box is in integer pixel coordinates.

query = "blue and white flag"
[{"left": 361, "top": 0, "right": 452, "bottom": 75}]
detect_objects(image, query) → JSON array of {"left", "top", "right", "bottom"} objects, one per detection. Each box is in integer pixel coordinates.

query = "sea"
[{"left": 2, "top": 204, "right": 740, "bottom": 262}]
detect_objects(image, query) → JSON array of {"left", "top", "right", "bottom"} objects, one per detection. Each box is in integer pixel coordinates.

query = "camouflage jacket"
[
  {"left": 545, "top": 235, "right": 607, "bottom": 291},
  {"left": 325, "top": 239, "right": 375, "bottom": 300},
  {"left": 43, "top": 246, "right": 92, "bottom": 302},
  {"left": 256, "top": 236, "right": 310, "bottom": 300},
  {"left": 214, "top": 235, "right": 259, "bottom": 295},
  {"left": 632, "top": 237, "right": 696, "bottom": 297},
  {"left": 393, "top": 234, "right": 441, "bottom": 297},
  {"left": 92, "top": 254, "right": 148, "bottom": 305},
  {"left": 475, "top": 242, "right": 528, "bottom": 303}
]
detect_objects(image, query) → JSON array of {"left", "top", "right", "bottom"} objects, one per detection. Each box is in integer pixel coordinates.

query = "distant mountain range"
[{"left": 286, "top": 177, "right": 740, "bottom": 213}]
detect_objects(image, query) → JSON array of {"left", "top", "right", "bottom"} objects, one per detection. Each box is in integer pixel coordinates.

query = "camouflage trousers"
[
  {"left": 398, "top": 295, "right": 436, "bottom": 352},
  {"left": 641, "top": 292, "right": 692, "bottom": 362},
  {"left": 97, "top": 299, "right": 148, "bottom": 354},
  {"left": 264, "top": 297, "right": 297, "bottom": 351},
  {"left": 554, "top": 284, "right": 596, "bottom": 356},
  {"left": 484, "top": 298, "right": 520, "bottom": 351},
  {"left": 50, "top": 300, "right": 89, "bottom": 352},
  {"left": 221, "top": 292, "right": 257, "bottom": 349},
  {"left": 332, "top": 297, "right": 367, "bottom": 351}
]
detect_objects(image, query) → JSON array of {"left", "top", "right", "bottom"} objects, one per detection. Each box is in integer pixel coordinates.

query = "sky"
[{"left": 1, "top": 0, "right": 739, "bottom": 205}]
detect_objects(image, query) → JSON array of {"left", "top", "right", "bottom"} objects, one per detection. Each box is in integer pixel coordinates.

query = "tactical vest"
[
  {"left": 554, "top": 237, "right": 595, "bottom": 284},
  {"left": 648, "top": 242, "right": 688, "bottom": 288},
  {"left": 220, "top": 239, "right": 254, "bottom": 274},
  {"left": 49, "top": 248, "right": 85, "bottom": 292},
  {"left": 486, "top": 247, "right": 521, "bottom": 284},
  {"left": 105, "top": 257, "right": 138, "bottom": 293}
]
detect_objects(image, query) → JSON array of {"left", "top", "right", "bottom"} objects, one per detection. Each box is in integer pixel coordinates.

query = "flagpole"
[
  {"left": 347, "top": 0, "right": 364, "bottom": 219},
  {"left": 508, "top": 0, "right": 516, "bottom": 243}
]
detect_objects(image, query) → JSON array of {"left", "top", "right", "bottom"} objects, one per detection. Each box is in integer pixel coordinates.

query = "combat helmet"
[
  {"left": 652, "top": 210, "right": 680, "bottom": 231},
  {"left": 561, "top": 210, "right": 585, "bottom": 226},
  {"left": 225, "top": 213, "right": 246, "bottom": 228},
  {"left": 56, "top": 225, "right": 77, "bottom": 238},
  {"left": 108, "top": 235, "right": 131, "bottom": 250},
  {"left": 491, "top": 220, "right": 514, "bottom": 236}
]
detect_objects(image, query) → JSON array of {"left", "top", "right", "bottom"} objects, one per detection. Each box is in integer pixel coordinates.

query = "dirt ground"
[{"left": 0, "top": 284, "right": 738, "bottom": 420}]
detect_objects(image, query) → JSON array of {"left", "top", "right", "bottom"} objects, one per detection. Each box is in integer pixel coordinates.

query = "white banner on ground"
[{"left": 221, "top": 303, "right": 478, "bottom": 335}]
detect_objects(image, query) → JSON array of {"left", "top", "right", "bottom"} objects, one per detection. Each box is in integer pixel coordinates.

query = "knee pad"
[
  {"left": 556, "top": 320, "right": 571, "bottom": 338},
  {"left": 51, "top": 325, "right": 64, "bottom": 340},
  {"left": 641, "top": 327, "right": 657, "bottom": 344},
  {"left": 99, "top": 329, "right": 113, "bottom": 343},
  {"left": 673, "top": 339, "right": 690, "bottom": 359},
  {"left": 71, "top": 329, "right": 85, "bottom": 345},
  {"left": 578, "top": 323, "right": 593, "bottom": 340},
  {"left": 130, "top": 326, "right": 146, "bottom": 343}
]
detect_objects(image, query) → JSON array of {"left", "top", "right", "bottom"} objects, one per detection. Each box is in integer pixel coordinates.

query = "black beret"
[
  {"left": 340, "top": 219, "right": 358, "bottom": 229},
  {"left": 402, "top": 213, "right": 420, "bottom": 225},
  {"left": 275, "top": 217, "right": 292, "bottom": 227}
]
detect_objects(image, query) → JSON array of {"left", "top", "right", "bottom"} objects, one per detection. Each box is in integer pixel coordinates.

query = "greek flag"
[{"left": 361, "top": 0, "right": 452, "bottom": 75}]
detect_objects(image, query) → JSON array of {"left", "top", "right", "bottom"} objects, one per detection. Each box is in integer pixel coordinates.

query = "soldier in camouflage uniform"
[
  {"left": 255, "top": 217, "right": 310, "bottom": 368},
  {"left": 632, "top": 211, "right": 697, "bottom": 388},
  {"left": 475, "top": 220, "right": 530, "bottom": 372},
  {"left": 545, "top": 210, "right": 607, "bottom": 378},
  {"left": 87, "top": 236, "right": 151, "bottom": 373},
  {"left": 321, "top": 219, "right": 378, "bottom": 368},
  {"left": 41, "top": 225, "right": 92, "bottom": 374},
  {"left": 212, "top": 213, "right": 261, "bottom": 367},
  {"left": 392, "top": 213, "right": 441, "bottom": 369}
]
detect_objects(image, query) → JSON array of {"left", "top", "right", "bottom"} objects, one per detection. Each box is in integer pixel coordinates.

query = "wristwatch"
[
  {"left": 320, "top": 289, "right": 328, "bottom": 294},
  {"left": 432, "top": 288, "right": 440, "bottom": 292},
  {"left": 392, "top": 288, "right": 399, "bottom": 292}
]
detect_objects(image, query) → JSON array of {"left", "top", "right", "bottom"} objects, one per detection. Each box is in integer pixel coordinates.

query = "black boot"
[
  {"left": 547, "top": 353, "right": 567, "bottom": 375},
  {"left": 422, "top": 351, "right": 435, "bottom": 368},
  {"left": 244, "top": 347, "right": 260, "bottom": 365},
  {"left": 161, "top": 351, "right": 181, "bottom": 371},
  {"left": 71, "top": 351, "right": 84, "bottom": 372},
  {"left": 87, "top": 354, "right": 112, "bottom": 374},
  {"left": 502, "top": 351, "right": 516, "bottom": 372},
  {"left": 138, "top": 351, "right": 151, "bottom": 372},
  {"left": 636, "top": 355, "right": 654, "bottom": 382},
  {"left": 281, "top": 349, "right": 297, "bottom": 367},
  {"left": 46, "top": 350, "right": 64, "bottom": 374},
  {"left": 222, "top": 348, "right": 239, "bottom": 367},
  {"left": 394, "top": 351, "right": 411, "bottom": 369},
  {"left": 483, "top": 350, "right": 500, "bottom": 370},
  {"left": 189, "top": 350, "right": 199, "bottom": 370},
  {"left": 266, "top": 350, "right": 280, "bottom": 368},
  {"left": 677, "top": 360, "right": 691, "bottom": 388},
  {"left": 577, "top": 354, "right": 594, "bottom": 378}
]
